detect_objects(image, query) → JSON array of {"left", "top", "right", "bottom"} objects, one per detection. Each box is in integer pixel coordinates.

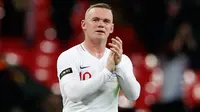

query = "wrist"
[
  {"left": 105, "top": 67, "right": 114, "bottom": 73},
  {"left": 116, "top": 60, "right": 123, "bottom": 69}
]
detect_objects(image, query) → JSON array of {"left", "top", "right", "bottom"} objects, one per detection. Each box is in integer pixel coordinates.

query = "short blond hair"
[
  {"left": 87, "top": 3, "right": 112, "bottom": 11},
  {"left": 85, "top": 3, "right": 112, "bottom": 18}
]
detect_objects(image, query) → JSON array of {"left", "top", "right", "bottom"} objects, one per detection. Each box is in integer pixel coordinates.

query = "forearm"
[
  {"left": 116, "top": 56, "right": 141, "bottom": 101},
  {"left": 117, "top": 73, "right": 140, "bottom": 101},
  {"left": 62, "top": 68, "right": 112, "bottom": 102}
]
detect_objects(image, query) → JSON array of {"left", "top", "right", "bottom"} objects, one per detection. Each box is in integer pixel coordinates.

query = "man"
[{"left": 57, "top": 3, "right": 140, "bottom": 112}]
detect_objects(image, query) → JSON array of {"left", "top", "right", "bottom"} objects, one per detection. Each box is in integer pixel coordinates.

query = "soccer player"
[{"left": 57, "top": 3, "right": 141, "bottom": 112}]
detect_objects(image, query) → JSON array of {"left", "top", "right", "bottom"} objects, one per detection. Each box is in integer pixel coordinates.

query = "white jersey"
[{"left": 57, "top": 43, "right": 140, "bottom": 112}]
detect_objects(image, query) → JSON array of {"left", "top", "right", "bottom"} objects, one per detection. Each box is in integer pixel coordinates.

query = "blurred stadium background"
[{"left": 0, "top": 0, "right": 200, "bottom": 112}]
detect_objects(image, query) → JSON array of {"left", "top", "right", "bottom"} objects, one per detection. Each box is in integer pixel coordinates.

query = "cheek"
[
  {"left": 87, "top": 24, "right": 94, "bottom": 30},
  {"left": 90, "top": 25, "right": 98, "bottom": 32},
  {"left": 92, "top": 24, "right": 98, "bottom": 29},
  {"left": 106, "top": 26, "right": 113, "bottom": 33}
]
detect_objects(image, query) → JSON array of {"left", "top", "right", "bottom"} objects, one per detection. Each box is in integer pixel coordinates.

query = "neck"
[{"left": 83, "top": 39, "right": 107, "bottom": 59}]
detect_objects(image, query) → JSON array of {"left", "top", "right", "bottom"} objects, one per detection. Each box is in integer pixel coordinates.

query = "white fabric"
[{"left": 57, "top": 43, "right": 140, "bottom": 112}]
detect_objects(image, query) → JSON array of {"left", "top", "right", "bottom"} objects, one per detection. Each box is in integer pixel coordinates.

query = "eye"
[
  {"left": 104, "top": 19, "right": 111, "bottom": 24},
  {"left": 92, "top": 17, "right": 99, "bottom": 22}
]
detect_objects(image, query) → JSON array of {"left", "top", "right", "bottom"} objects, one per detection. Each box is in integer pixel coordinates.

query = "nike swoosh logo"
[{"left": 80, "top": 66, "right": 90, "bottom": 69}]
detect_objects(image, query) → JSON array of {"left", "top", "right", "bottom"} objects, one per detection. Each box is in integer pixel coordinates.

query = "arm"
[
  {"left": 108, "top": 37, "right": 141, "bottom": 101},
  {"left": 116, "top": 55, "right": 141, "bottom": 101},
  {"left": 57, "top": 52, "right": 114, "bottom": 102}
]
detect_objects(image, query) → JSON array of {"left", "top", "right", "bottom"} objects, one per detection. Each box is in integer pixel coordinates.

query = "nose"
[{"left": 97, "top": 20, "right": 104, "bottom": 28}]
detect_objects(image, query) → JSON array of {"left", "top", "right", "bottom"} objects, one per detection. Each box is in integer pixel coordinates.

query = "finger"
[
  {"left": 110, "top": 48, "right": 120, "bottom": 58},
  {"left": 111, "top": 38, "right": 121, "bottom": 48},
  {"left": 116, "top": 36, "right": 122, "bottom": 44},
  {"left": 110, "top": 48, "right": 120, "bottom": 57},
  {"left": 115, "top": 37, "right": 123, "bottom": 53},
  {"left": 108, "top": 43, "right": 120, "bottom": 51},
  {"left": 109, "top": 50, "right": 115, "bottom": 56}
]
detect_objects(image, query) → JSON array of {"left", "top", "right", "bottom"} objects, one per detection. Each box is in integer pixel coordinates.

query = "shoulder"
[
  {"left": 57, "top": 45, "right": 80, "bottom": 62},
  {"left": 121, "top": 54, "right": 132, "bottom": 64},
  {"left": 121, "top": 54, "right": 130, "bottom": 60}
]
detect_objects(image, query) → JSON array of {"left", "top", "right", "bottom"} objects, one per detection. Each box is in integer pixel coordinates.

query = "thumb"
[{"left": 109, "top": 51, "right": 115, "bottom": 55}]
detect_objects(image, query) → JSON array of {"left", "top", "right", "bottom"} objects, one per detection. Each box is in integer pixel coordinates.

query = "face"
[{"left": 81, "top": 8, "right": 114, "bottom": 43}]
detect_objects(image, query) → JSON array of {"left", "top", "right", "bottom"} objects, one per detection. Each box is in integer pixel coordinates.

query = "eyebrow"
[{"left": 92, "top": 17, "right": 111, "bottom": 22}]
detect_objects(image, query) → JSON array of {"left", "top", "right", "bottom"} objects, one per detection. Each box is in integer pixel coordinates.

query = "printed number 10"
[{"left": 79, "top": 72, "right": 92, "bottom": 80}]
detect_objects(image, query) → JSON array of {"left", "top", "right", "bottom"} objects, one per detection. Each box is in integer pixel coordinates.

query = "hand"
[
  {"left": 106, "top": 51, "right": 116, "bottom": 72},
  {"left": 108, "top": 36, "right": 123, "bottom": 65}
]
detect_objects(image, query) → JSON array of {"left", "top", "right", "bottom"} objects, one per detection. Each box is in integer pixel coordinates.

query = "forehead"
[{"left": 85, "top": 8, "right": 113, "bottom": 21}]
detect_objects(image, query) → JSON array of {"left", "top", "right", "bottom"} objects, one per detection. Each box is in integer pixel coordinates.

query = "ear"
[
  {"left": 81, "top": 20, "right": 86, "bottom": 30},
  {"left": 110, "top": 23, "right": 114, "bottom": 33}
]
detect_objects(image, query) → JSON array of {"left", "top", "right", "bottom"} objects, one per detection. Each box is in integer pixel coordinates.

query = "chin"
[
  {"left": 92, "top": 35, "right": 107, "bottom": 43},
  {"left": 97, "top": 35, "right": 106, "bottom": 38},
  {"left": 95, "top": 34, "right": 107, "bottom": 38},
  {"left": 97, "top": 36, "right": 107, "bottom": 42}
]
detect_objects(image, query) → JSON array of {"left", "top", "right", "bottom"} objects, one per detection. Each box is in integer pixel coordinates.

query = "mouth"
[{"left": 95, "top": 30, "right": 105, "bottom": 34}]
